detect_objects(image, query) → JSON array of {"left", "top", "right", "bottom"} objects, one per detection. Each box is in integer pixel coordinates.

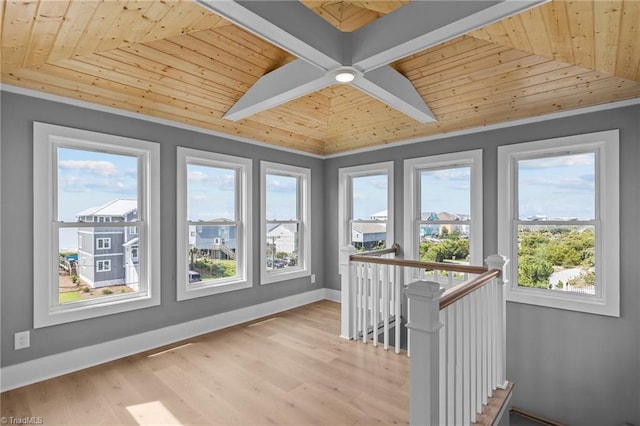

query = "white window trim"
[
  {"left": 96, "top": 260, "right": 111, "bottom": 272},
  {"left": 260, "top": 161, "right": 311, "bottom": 285},
  {"left": 338, "top": 162, "right": 394, "bottom": 267},
  {"left": 33, "top": 122, "right": 161, "bottom": 328},
  {"left": 498, "top": 130, "right": 620, "bottom": 317},
  {"left": 96, "top": 237, "right": 111, "bottom": 250},
  {"left": 403, "top": 150, "right": 483, "bottom": 266},
  {"left": 176, "top": 147, "right": 253, "bottom": 300}
]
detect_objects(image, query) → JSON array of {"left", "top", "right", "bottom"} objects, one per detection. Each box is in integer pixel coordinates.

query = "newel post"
[
  {"left": 339, "top": 245, "right": 357, "bottom": 340},
  {"left": 486, "top": 254, "right": 509, "bottom": 389},
  {"left": 405, "top": 280, "right": 445, "bottom": 426}
]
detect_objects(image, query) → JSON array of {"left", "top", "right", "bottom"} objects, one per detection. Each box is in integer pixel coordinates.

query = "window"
[
  {"left": 339, "top": 162, "right": 393, "bottom": 254},
  {"left": 261, "top": 162, "right": 311, "bottom": 284},
  {"left": 96, "top": 260, "right": 111, "bottom": 272},
  {"left": 404, "top": 151, "right": 483, "bottom": 284},
  {"left": 177, "top": 148, "right": 252, "bottom": 300},
  {"left": 498, "top": 130, "right": 619, "bottom": 316},
  {"left": 96, "top": 238, "right": 111, "bottom": 250},
  {"left": 33, "top": 122, "right": 160, "bottom": 328}
]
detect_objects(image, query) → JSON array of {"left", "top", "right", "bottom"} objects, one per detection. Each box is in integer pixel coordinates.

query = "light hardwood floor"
[{"left": 0, "top": 301, "right": 410, "bottom": 425}]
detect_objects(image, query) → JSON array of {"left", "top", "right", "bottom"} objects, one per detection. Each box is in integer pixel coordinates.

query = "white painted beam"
[
  {"left": 354, "top": 66, "right": 437, "bottom": 124},
  {"left": 224, "top": 59, "right": 332, "bottom": 121},
  {"left": 196, "top": 0, "right": 344, "bottom": 71},
  {"left": 351, "top": 0, "right": 548, "bottom": 71}
]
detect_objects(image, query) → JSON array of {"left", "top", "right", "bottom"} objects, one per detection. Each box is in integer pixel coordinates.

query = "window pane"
[
  {"left": 518, "top": 153, "right": 595, "bottom": 221},
  {"left": 188, "top": 225, "right": 237, "bottom": 283},
  {"left": 352, "top": 174, "right": 387, "bottom": 220},
  {"left": 266, "top": 223, "right": 299, "bottom": 269},
  {"left": 420, "top": 166, "right": 470, "bottom": 220},
  {"left": 517, "top": 224, "right": 595, "bottom": 295},
  {"left": 58, "top": 227, "right": 138, "bottom": 305},
  {"left": 57, "top": 147, "right": 138, "bottom": 222},
  {"left": 266, "top": 174, "right": 298, "bottom": 220},
  {"left": 187, "top": 164, "right": 236, "bottom": 221}
]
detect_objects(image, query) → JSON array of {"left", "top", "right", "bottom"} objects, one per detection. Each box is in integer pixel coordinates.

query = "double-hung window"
[
  {"left": 498, "top": 130, "right": 620, "bottom": 316},
  {"left": 404, "top": 150, "right": 483, "bottom": 282},
  {"left": 338, "top": 162, "right": 394, "bottom": 253},
  {"left": 33, "top": 123, "right": 160, "bottom": 328},
  {"left": 176, "top": 148, "right": 252, "bottom": 300},
  {"left": 260, "top": 162, "right": 311, "bottom": 284},
  {"left": 96, "top": 238, "right": 111, "bottom": 250}
]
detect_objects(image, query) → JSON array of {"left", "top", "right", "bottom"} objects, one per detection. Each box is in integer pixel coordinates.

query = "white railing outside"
[{"left": 339, "top": 244, "right": 509, "bottom": 425}]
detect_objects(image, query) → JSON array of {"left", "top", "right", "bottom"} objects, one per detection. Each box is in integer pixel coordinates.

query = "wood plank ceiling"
[{"left": 2, "top": 0, "right": 639, "bottom": 156}]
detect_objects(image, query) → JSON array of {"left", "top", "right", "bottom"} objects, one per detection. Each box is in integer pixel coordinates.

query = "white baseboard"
[
  {"left": 1, "top": 288, "right": 336, "bottom": 392},
  {"left": 323, "top": 288, "right": 341, "bottom": 302}
]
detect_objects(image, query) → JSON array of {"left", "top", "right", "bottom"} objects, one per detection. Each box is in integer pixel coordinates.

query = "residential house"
[
  {"left": 1, "top": 1, "right": 639, "bottom": 425},
  {"left": 351, "top": 222, "right": 387, "bottom": 251},
  {"left": 420, "top": 211, "right": 470, "bottom": 238},
  {"left": 193, "top": 221, "right": 237, "bottom": 260},
  {"left": 76, "top": 199, "right": 140, "bottom": 290},
  {"left": 266, "top": 223, "right": 298, "bottom": 256}
]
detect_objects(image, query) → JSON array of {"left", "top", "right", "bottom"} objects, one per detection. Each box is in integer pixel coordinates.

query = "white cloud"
[
  {"left": 58, "top": 160, "right": 120, "bottom": 177},
  {"left": 519, "top": 153, "right": 594, "bottom": 169}
]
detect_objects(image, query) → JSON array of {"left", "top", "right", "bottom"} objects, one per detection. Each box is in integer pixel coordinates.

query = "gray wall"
[
  {"left": 0, "top": 91, "right": 325, "bottom": 366},
  {"left": 323, "top": 106, "right": 640, "bottom": 425}
]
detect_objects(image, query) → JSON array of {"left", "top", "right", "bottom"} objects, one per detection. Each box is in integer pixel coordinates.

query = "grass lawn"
[{"left": 59, "top": 291, "right": 82, "bottom": 303}]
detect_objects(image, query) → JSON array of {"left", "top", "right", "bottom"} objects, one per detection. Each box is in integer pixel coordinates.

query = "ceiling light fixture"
[{"left": 334, "top": 70, "right": 356, "bottom": 83}]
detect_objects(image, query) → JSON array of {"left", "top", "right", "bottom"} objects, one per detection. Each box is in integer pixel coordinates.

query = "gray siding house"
[{"left": 76, "top": 199, "right": 140, "bottom": 290}]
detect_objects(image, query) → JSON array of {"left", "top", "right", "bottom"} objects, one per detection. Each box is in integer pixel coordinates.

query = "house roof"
[
  {"left": 420, "top": 211, "right": 464, "bottom": 221},
  {"left": 352, "top": 223, "right": 387, "bottom": 235},
  {"left": 2, "top": 1, "right": 639, "bottom": 156},
  {"left": 76, "top": 199, "right": 137, "bottom": 218},
  {"left": 267, "top": 223, "right": 298, "bottom": 236}
]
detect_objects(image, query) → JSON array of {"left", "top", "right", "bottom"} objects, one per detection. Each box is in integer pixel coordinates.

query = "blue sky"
[
  {"left": 57, "top": 148, "right": 138, "bottom": 251},
  {"left": 420, "top": 167, "right": 470, "bottom": 216},
  {"left": 352, "top": 174, "right": 388, "bottom": 220},
  {"left": 265, "top": 173, "right": 298, "bottom": 220},
  {"left": 187, "top": 164, "right": 236, "bottom": 221},
  {"left": 518, "top": 153, "right": 595, "bottom": 220},
  {"left": 57, "top": 147, "right": 138, "bottom": 222},
  {"left": 57, "top": 147, "right": 595, "bottom": 250}
]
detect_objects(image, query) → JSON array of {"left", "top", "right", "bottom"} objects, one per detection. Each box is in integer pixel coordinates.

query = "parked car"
[{"left": 188, "top": 270, "right": 202, "bottom": 283}]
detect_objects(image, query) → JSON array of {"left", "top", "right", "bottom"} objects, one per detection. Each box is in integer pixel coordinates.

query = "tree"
[{"left": 518, "top": 255, "right": 554, "bottom": 288}]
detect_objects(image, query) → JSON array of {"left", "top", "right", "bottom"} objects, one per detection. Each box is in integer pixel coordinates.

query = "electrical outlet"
[
  {"left": 311, "top": 274, "right": 316, "bottom": 283},
  {"left": 15, "top": 331, "right": 30, "bottom": 350}
]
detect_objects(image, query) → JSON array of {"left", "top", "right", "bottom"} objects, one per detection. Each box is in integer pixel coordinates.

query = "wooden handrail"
[
  {"left": 439, "top": 269, "right": 500, "bottom": 310},
  {"left": 349, "top": 254, "right": 489, "bottom": 275},
  {"left": 510, "top": 407, "right": 567, "bottom": 426}
]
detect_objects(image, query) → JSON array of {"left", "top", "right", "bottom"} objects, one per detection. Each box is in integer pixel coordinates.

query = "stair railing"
[{"left": 339, "top": 243, "right": 509, "bottom": 425}]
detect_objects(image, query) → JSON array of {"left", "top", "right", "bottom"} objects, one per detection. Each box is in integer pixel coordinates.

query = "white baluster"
[
  {"left": 382, "top": 264, "right": 390, "bottom": 350},
  {"left": 445, "top": 306, "right": 455, "bottom": 422},
  {"left": 439, "top": 308, "right": 447, "bottom": 425},
  {"left": 462, "top": 296, "right": 471, "bottom": 425},
  {"left": 454, "top": 300, "right": 463, "bottom": 423},
  {"left": 372, "top": 263, "right": 379, "bottom": 347},
  {"left": 395, "top": 264, "right": 402, "bottom": 354},
  {"left": 362, "top": 263, "right": 369, "bottom": 343}
]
